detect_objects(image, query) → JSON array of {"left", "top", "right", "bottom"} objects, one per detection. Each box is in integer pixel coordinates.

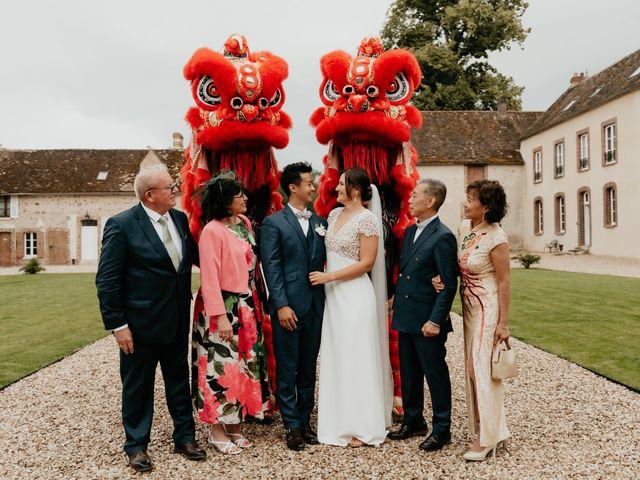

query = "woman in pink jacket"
[{"left": 191, "top": 172, "right": 271, "bottom": 455}]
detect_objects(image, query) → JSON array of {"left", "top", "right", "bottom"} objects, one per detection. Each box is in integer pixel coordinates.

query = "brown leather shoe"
[
  {"left": 301, "top": 423, "right": 319, "bottom": 445},
  {"left": 127, "top": 449, "right": 153, "bottom": 472},
  {"left": 285, "top": 427, "right": 305, "bottom": 451},
  {"left": 174, "top": 440, "right": 207, "bottom": 461}
]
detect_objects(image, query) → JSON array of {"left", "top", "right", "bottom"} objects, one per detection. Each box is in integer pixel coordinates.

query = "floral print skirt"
[{"left": 192, "top": 278, "right": 271, "bottom": 425}]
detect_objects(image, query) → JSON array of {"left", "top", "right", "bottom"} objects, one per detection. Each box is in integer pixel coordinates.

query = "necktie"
[
  {"left": 157, "top": 216, "right": 181, "bottom": 271},
  {"left": 295, "top": 210, "right": 312, "bottom": 220}
]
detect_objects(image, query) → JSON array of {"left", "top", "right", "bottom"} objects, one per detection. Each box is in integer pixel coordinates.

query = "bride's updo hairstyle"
[{"left": 343, "top": 168, "right": 373, "bottom": 202}]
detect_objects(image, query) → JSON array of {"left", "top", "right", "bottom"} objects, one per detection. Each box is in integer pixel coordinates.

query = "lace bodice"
[{"left": 325, "top": 207, "right": 380, "bottom": 261}]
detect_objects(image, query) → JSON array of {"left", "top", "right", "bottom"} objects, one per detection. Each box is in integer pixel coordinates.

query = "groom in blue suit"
[
  {"left": 260, "top": 162, "right": 327, "bottom": 451},
  {"left": 389, "top": 178, "right": 458, "bottom": 452}
]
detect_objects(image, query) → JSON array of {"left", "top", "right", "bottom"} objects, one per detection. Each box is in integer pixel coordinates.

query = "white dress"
[{"left": 317, "top": 207, "right": 392, "bottom": 446}]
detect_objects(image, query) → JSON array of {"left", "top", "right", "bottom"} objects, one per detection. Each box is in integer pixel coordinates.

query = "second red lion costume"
[{"left": 312, "top": 37, "right": 423, "bottom": 413}]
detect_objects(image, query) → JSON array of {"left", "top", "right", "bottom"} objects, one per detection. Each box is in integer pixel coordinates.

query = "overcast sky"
[{"left": 1, "top": 0, "right": 638, "bottom": 169}]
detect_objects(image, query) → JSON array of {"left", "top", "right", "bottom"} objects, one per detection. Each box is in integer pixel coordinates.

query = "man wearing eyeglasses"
[{"left": 96, "top": 163, "right": 206, "bottom": 472}]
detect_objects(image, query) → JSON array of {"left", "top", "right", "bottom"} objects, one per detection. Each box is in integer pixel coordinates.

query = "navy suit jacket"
[
  {"left": 392, "top": 217, "right": 458, "bottom": 335},
  {"left": 96, "top": 203, "right": 198, "bottom": 345},
  {"left": 260, "top": 206, "right": 327, "bottom": 318}
]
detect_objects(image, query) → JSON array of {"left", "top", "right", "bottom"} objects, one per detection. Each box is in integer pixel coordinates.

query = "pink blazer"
[{"left": 199, "top": 214, "right": 252, "bottom": 317}]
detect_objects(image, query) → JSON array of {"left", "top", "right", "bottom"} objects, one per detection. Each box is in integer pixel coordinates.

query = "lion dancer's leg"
[{"left": 389, "top": 143, "right": 420, "bottom": 419}]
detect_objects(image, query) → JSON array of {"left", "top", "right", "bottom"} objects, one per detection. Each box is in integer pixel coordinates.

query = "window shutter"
[{"left": 10, "top": 196, "right": 19, "bottom": 218}]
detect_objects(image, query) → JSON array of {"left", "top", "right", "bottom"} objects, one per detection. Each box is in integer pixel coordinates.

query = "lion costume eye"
[
  {"left": 385, "top": 72, "right": 410, "bottom": 102},
  {"left": 268, "top": 88, "right": 282, "bottom": 107},
  {"left": 196, "top": 76, "right": 221, "bottom": 106},
  {"left": 322, "top": 80, "right": 340, "bottom": 102}
]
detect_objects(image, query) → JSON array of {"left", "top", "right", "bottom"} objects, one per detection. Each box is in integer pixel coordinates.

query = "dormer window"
[
  {"left": 97, "top": 171, "right": 108, "bottom": 181},
  {"left": 629, "top": 65, "right": 640, "bottom": 79},
  {"left": 562, "top": 99, "right": 576, "bottom": 112},
  {"left": 589, "top": 86, "right": 602, "bottom": 98}
]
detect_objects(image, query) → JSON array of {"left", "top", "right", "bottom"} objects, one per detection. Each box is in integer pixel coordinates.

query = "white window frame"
[
  {"left": 555, "top": 142, "right": 565, "bottom": 177},
  {"left": 534, "top": 150, "right": 542, "bottom": 182},
  {"left": 604, "top": 124, "right": 616, "bottom": 164},
  {"left": 0, "top": 195, "right": 10, "bottom": 218},
  {"left": 579, "top": 133, "right": 589, "bottom": 170},
  {"left": 535, "top": 200, "right": 543, "bottom": 234},
  {"left": 558, "top": 196, "right": 566, "bottom": 233},
  {"left": 607, "top": 187, "right": 617, "bottom": 226},
  {"left": 24, "top": 232, "right": 37, "bottom": 258}
]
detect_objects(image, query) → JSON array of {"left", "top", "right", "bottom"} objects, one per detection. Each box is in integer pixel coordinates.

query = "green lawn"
[
  {"left": 1, "top": 270, "right": 638, "bottom": 390},
  {"left": 453, "top": 269, "right": 640, "bottom": 390},
  {"left": 0, "top": 273, "right": 201, "bottom": 388}
]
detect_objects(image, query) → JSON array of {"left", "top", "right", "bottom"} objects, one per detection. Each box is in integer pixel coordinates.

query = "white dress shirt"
[
  {"left": 288, "top": 203, "right": 310, "bottom": 235},
  {"left": 413, "top": 214, "right": 438, "bottom": 243},
  {"left": 114, "top": 204, "right": 183, "bottom": 333}
]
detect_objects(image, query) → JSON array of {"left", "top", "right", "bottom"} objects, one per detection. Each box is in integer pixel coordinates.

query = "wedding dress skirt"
[{"left": 317, "top": 250, "right": 389, "bottom": 446}]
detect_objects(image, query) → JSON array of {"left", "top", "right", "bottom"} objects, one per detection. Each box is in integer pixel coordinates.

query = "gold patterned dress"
[{"left": 458, "top": 219, "right": 510, "bottom": 447}]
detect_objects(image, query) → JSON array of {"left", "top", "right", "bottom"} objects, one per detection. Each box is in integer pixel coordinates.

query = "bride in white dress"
[{"left": 309, "top": 168, "right": 393, "bottom": 447}]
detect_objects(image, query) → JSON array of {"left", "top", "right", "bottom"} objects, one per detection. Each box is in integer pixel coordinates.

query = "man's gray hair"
[
  {"left": 133, "top": 163, "right": 170, "bottom": 199},
  {"left": 419, "top": 178, "right": 447, "bottom": 211}
]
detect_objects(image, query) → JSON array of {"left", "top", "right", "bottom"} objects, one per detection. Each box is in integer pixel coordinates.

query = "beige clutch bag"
[{"left": 491, "top": 339, "right": 518, "bottom": 380}]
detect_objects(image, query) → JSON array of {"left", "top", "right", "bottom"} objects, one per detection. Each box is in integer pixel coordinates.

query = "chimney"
[
  {"left": 172, "top": 132, "right": 184, "bottom": 149},
  {"left": 570, "top": 72, "right": 586, "bottom": 87}
]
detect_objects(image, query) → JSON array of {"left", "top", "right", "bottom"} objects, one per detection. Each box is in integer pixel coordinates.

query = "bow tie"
[{"left": 295, "top": 210, "right": 312, "bottom": 220}]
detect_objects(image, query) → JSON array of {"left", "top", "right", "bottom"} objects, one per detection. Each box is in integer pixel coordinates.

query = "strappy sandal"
[
  {"left": 207, "top": 433, "right": 242, "bottom": 455},
  {"left": 223, "top": 426, "right": 253, "bottom": 448}
]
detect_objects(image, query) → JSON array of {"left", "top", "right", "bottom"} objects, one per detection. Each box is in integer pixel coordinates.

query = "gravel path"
[{"left": 1, "top": 314, "right": 638, "bottom": 479}]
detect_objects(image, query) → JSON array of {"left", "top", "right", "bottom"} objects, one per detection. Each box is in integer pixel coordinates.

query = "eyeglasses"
[{"left": 147, "top": 182, "right": 181, "bottom": 193}]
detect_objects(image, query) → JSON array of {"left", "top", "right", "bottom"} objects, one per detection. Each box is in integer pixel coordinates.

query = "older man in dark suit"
[
  {"left": 388, "top": 178, "right": 458, "bottom": 452},
  {"left": 96, "top": 164, "right": 206, "bottom": 472}
]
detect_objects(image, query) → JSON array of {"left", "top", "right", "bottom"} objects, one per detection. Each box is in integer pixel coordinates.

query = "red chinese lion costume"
[
  {"left": 180, "top": 34, "right": 291, "bottom": 406},
  {"left": 181, "top": 34, "right": 290, "bottom": 237},
  {"left": 312, "top": 37, "right": 423, "bottom": 412}
]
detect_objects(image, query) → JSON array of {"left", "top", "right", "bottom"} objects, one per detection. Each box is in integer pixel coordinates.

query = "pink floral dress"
[{"left": 192, "top": 222, "right": 271, "bottom": 425}]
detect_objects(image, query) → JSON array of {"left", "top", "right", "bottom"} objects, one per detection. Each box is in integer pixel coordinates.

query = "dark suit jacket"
[
  {"left": 392, "top": 217, "right": 458, "bottom": 335},
  {"left": 96, "top": 203, "right": 198, "bottom": 345},
  {"left": 260, "top": 207, "right": 327, "bottom": 318}
]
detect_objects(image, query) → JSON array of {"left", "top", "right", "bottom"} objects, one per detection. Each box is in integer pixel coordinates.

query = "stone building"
[
  {"left": 0, "top": 135, "right": 184, "bottom": 267},
  {"left": 520, "top": 49, "right": 640, "bottom": 256},
  {"left": 412, "top": 109, "right": 543, "bottom": 248}
]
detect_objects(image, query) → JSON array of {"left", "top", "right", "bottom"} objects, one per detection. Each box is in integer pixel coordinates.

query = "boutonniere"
[{"left": 314, "top": 225, "right": 326, "bottom": 237}]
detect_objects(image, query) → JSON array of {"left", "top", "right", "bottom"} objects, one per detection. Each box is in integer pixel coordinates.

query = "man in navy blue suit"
[
  {"left": 260, "top": 162, "right": 328, "bottom": 451},
  {"left": 388, "top": 178, "right": 458, "bottom": 452},
  {"left": 96, "top": 164, "right": 206, "bottom": 472}
]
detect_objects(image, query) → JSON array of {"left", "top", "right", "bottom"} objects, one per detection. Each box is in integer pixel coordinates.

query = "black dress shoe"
[
  {"left": 285, "top": 427, "right": 305, "bottom": 451},
  {"left": 175, "top": 440, "right": 207, "bottom": 461},
  {"left": 301, "top": 423, "right": 319, "bottom": 445},
  {"left": 419, "top": 432, "right": 451, "bottom": 451},
  {"left": 127, "top": 449, "right": 153, "bottom": 472},
  {"left": 388, "top": 422, "right": 429, "bottom": 440}
]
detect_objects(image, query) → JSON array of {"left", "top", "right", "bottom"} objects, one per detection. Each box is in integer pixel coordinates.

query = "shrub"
[
  {"left": 19, "top": 259, "right": 45, "bottom": 275},
  {"left": 511, "top": 253, "right": 541, "bottom": 269}
]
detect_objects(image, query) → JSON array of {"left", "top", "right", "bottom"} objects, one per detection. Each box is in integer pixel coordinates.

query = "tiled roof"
[
  {"left": 523, "top": 49, "right": 640, "bottom": 139},
  {"left": 412, "top": 111, "right": 543, "bottom": 165},
  {"left": 0, "top": 149, "right": 184, "bottom": 194}
]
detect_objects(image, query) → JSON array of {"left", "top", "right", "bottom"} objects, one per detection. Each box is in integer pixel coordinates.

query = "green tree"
[{"left": 382, "top": 0, "right": 529, "bottom": 111}]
